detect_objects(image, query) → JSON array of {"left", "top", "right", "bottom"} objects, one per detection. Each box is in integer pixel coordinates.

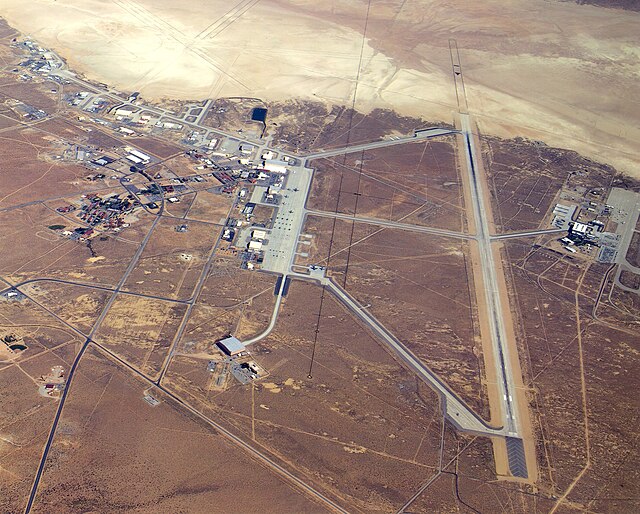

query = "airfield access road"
[
  {"left": 304, "top": 128, "right": 457, "bottom": 161},
  {"left": 243, "top": 276, "right": 287, "bottom": 345},
  {"left": 324, "top": 278, "right": 504, "bottom": 435},
  {"left": 490, "top": 228, "right": 566, "bottom": 240},
  {"left": 305, "top": 209, "right": 474, "bottom": 240},
  {"left": 30, "top": 47, "right": 529, "bottom": 482},
  {"left": 306, "top": 211, "right": 564, "bottom": 241}
]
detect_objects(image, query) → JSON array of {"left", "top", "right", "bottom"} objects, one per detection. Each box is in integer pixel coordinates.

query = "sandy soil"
[{"left": 2, "top": 0, "right": 638, "bottom": 176}]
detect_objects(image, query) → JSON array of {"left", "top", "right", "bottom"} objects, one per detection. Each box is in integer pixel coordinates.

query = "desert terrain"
[
  {"left": 0, "top": 3, "right": 639, "bottom": 512},
  {"left": 2, "top": 0, "right": 639, "bottom": 177}
]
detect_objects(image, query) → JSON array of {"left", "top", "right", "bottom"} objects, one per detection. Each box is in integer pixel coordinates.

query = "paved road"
[
  {"left": 0, "top": 277, "right": 190, "bottom": 305},
  {"left": 89, "top": 340, "right": 348, "bottom": 514},
  {"left": 306, "top": 209, "right": 474, "bottom": 240},
  {"left": 305, "top": 128, "right": 457, "bottom": 161},
  {"left": 244, "top": 275, "right": 287, "bottom": 345},
  {"left": 490, "top": 228, "right": 566, "bottom": 240},
  {"left": 23, "top": 189, "right": 166, "bottom": 513},
  {"left": 156, "top": 197, "right": 237, "bottom": 384},
  {"left": 53, "top": 69, "right": 260, "bottom": 148},
  {"left": 324, "top": 278, "right": 504, "bottom": 436},
  {"left": 460, "top": 114, "right": 520, "bottom": 437},
  {"left": 23, "top": 339, "right": 90, "bottom": 514},
  {"left": 0, "top": 184, "right": 120, "bottom": 213}
]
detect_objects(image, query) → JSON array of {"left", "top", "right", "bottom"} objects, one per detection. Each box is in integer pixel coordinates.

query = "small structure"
[
  {"left": 217, "top": 336, "right": 245, "bottom": 356},
  {"left": 222, "top": 228, "right": 235, "bottom": 241},
  {"left": 143, "top": 394, "right": 160, "bottom": 407}
]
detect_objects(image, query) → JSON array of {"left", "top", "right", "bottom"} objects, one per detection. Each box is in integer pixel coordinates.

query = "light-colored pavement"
[
  {"left": 195, "top": 99, "right": 213, "bottom": 125},
  {"left": 45, "top": 47, "right": 521, "bottom": 446},
  {"left": 609, "top": 188, "right": 640, "bottom": 270},
  {"left": 306, "top": 209, "right": 474, "bottom": 240},
  {"left": 324, "top": 278, "right": 504, "bottom": 435},
  {"left": 460, "top": 113, "right": 520, "bottom": 437},
  {"left": 243, "top": 276, "right": 287, "bottom": 345},
  {"left": 490, "top": 228, "right": 565, "bottom": 240},
  {"left": 608, "top": 187, "right": 640, "bottom": 295},
  {"left": 305, "top": 128, "right": 457, "bottom": 161},
  {"left": 261, "top": 165, "right": 314, "bottom": 275}
]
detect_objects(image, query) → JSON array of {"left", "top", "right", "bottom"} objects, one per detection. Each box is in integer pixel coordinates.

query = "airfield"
[{"left": 0, "top": 6, "right": 639, "bottom": 514}]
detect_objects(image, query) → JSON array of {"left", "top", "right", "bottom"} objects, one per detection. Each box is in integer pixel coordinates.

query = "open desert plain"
[{"left": 0, "top": 1, "right": 639, "bottom": 513}]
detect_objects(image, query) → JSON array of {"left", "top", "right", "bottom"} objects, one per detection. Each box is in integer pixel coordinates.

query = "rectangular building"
[
  {"left": 127, "top": 148, "right": 151, "bottom": 163},
  {"left": 262, "top": 159, "right": 288, "bottom": 174},
  {"left": 217, "top": 336, "right": 245, "bottom": 356}
]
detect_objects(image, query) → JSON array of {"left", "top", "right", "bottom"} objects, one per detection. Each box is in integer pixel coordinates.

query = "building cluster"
[
  {"left": 124, "top": 147, "right": 151, "bottom": 166},
  {"left": 211, "top": 336, "right": 265, "bottom": 386},
  {"left": 208, "top": 147, "right": 297, "bottom": 270},
  {"left": 1, "top": 97, "right": 47, "bottom": 120},
  {"left": 13, "top": 38, "right": 61, "bottom": 78},
  {"left": 1, "top": 333, "right": 27, "bottom": 354},
  {"left": 77, "top": 193, "right": 135, "bottom": 229},
  {"left": 53, "top": 193, "right": 139, "bottom": 241},
  {"left": 39, "top": 366, "right": 66, "bottom": 398},
  {"left": 552, "top": 191, "right": 620, "bottom": 262}
]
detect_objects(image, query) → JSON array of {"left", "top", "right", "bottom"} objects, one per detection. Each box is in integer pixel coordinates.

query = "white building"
[
  {"left": 262, "top": 159, "right": 288, "bottom": 174},
  {"left": 217, "top": 336, "right": 245, "bottom": 356},
  {"left": 127, "top": 148, "right": 151, "bottom": 164},
  {"left": 114, "top": 108, "right": 134, "bottom": 117},
  {"left": 125, "top": 154, "right": 143, "bottom": 164},
  {"left": 571, "top": 222, "right": 590, "bottom": 235}
]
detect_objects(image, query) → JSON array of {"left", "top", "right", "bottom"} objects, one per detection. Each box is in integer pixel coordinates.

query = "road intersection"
[{"left": 3, "top": 48, "right": 539, "bottom": 510}]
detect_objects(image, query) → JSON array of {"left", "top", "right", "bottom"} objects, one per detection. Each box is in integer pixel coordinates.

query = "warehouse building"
[
  {"left": 262, "top": 159, "right": 288, "bottom": 174},
  {"left": 217, "top": 336, "right": 245, "bottom": 356}
]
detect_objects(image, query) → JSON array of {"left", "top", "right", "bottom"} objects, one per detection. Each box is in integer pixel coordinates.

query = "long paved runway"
[
  {"left": 246, "top": 132, "right": 508, "bottom": 437},
  {"left": 460, "top": 114, "right": 520, "bottom": 437},
  {"left": 460, "top": 114, "right": 529, "bottom": 478}
]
